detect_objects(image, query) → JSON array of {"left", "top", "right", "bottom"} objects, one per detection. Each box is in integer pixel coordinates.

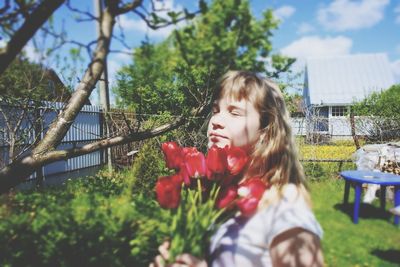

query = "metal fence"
[
  {"left": 2, "top": 99, "right": 397, "bottom": 182},
  {"left": 0, "top": 101, "right": 103, "bottom": 180}
]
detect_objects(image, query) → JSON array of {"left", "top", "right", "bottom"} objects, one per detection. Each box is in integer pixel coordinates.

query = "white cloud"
[
  {"left": 317, "top": 0, "right": 389, "bottom": 31},
  {"left": 280, "top": 35, "right": 352, "bottom": 74},
  {"left": 273, "top": 5, "right": 295, "bottom": 22},
  {"left": 281, "top": 35, "right": 352, "bottom": 60},
  {"left": 114, "top": 49, "right": 133, "bottom": 62},
  {"left": 118, "top": 15, "right": 175, "bottom": 38},
  {"left": 395, "top": 4, "right": 400, "bottom": 24},
  {"left": 0, "top": 40, "right": 6, "bottom": 48},
  {"left": 118, "top": 0, "right": 186, "bottom": 38},
  {"left": 297, "top": 23, "right": 315, "bottom": 35},
  {"left": 391, "top": 59, "right": 400, "bottom": 83},
  {"left": 107, "top": 59, "right": 124, "bottom": 86}
]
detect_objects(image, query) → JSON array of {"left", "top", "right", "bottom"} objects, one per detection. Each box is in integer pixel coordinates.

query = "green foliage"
[
  {"left": 167, "top": 181, "right": 225, "bottom": 263},
  {"left": 113, "top": 0, "right": 294, "bottom": 116},
  {"left": 129, "top": 138, "right": 170, "bottom": 196},
  {"left": 353, "top": 84, "right": 400, "bottom": 118},
  {"left": 114, "top": 41, "right": 184, "bottom": 114},
  {"left": 1, "top": 158, "right": 399, "bottom": 266},
  {"left": 352, "top": 84, "right": 400, "bottom": 141},
  {"left": 0, "top": 58, "right": 49, "bottom": 100},
  {"left": 302, "top": 161, "right": 356, "bottom": 181},
  {"left": 0, "top": 172, "right": 165, "bottom": 267}
]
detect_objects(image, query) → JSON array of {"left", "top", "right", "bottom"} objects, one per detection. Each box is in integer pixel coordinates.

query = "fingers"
[
  {"left": 153, "top": 255, "right": 165, "bottom": 267},
  {"left": 175, "top": 253, "right": 208, "bottom": 267},
  {"left": 158, "top": 241, "right": 170, "bottom": 260}
]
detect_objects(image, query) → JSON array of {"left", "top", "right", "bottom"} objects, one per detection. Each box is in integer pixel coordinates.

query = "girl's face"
[{"left": 207, "top": 94, "right": 261, "bottom": 151}]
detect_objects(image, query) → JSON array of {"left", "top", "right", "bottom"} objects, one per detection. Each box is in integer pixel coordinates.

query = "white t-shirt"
[{"left": 209, "top": 184, "right": 323, "bottom": 267}]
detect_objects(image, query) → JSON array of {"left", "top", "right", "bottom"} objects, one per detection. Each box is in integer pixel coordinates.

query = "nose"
[{"left": 210, "top": 113, "right": 224, "bottom": 129}]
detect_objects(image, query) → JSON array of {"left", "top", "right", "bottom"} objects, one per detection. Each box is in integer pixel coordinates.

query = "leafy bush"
[
  {"left": 302, "top": 161, "right": 356, "bottom": 181},
  {"left": 353, "top": 84, "right": 400, "bottom": 141},
  {"left": 0, "top": 172, "right": 167, "bottom": 267},
  {"left": 129, "top": 138, "right": 170, "bottom": 196}
]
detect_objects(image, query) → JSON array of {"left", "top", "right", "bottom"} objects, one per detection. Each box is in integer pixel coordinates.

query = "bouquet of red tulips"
[{"left": 155, "top": 142, "right": 269, "bottom": 262}]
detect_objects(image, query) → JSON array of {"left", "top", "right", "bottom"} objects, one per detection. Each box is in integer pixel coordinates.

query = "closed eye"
[
  {"left": 230, "top": 110, "right": 242, "bottom": 116},
  {"left": 228, "top": 106, "right": 245, "bottom": 116}
]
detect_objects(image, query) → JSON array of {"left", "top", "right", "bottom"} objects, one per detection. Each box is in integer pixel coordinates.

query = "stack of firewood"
[{"left": 381, "top": 160, "right": 400, "bottom": 175}]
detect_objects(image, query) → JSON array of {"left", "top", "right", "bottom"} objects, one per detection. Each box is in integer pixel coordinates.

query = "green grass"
[{"left": 310, "top": 179, "right": 400, "bottom": 267}]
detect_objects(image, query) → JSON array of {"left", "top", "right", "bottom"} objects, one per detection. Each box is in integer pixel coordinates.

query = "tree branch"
[
  {"left": 0, "top": 116, "right": 185, "bottom": 193},
  {"left": 0, "top": 0, "right": 65, "bottom": 76}
]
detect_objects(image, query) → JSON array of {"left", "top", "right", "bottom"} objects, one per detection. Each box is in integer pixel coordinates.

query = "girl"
[{"left": 151, "top": 70, "right": 324, "bottom": 267}]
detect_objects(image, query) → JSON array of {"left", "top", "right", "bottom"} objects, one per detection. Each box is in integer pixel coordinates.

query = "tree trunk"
[{"left": 350, "top": 107, "right": 360, "bottom": 150}]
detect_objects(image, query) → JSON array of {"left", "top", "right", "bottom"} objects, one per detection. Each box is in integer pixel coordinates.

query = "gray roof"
[{"left": 304, "top": 53, "right": 396, "bottom": 106}]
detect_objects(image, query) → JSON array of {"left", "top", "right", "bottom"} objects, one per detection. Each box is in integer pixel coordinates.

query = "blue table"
[{"left": 340, "top": 170, "right": 400, "bottom": 225}]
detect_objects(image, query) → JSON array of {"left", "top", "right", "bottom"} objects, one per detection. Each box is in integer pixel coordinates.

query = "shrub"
[
  {"left": 0, "top": 173, "right": 166, "bottom": 267},
  {"left": 129, "top": 138, "right": 170, "bottom": 196}
]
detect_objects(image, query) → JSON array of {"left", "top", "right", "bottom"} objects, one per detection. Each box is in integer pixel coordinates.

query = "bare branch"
[
  {"left": 112, "top": 0, "right": 142, "bottom": 15},
  {"left": 0, "top": 0, "right": 65, "bottom": 76},
  {"left": 40, "top": 26, "right": 98, "bottom": 58},
  {"left": 66, "top": 0, "right": 98, "bottom": 21},
  {"left": 0, "top": 0, "right": 10, "bottom": 14}
]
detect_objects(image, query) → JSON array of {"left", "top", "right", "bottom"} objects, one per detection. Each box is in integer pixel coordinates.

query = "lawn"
[{"left": 310, "top": 178, "right": 400, "bottom": 267}]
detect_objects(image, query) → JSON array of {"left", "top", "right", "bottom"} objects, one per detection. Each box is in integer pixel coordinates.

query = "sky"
[{"left": 9, "top": 0, "right": 400, "bottom": 105}]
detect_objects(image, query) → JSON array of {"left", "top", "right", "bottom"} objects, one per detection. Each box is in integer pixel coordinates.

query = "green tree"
[
  {"left": 353, "top": 84, "right": 400, "bottom": 141},
  {"left": 114, "top": 0, "right": 294, "bottom": 116},
  {"left": 352, "top": 84, "right": 400, "bottom": 118},
  {"left": 0, "top": 57, "right": 50, "bottom": 100}
]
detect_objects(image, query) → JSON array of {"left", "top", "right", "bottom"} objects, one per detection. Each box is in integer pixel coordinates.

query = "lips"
[{"left": 209, "top": 132, "right": 228, "bottom": 139}]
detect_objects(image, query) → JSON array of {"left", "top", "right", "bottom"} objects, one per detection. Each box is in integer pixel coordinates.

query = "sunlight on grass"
[{"left": 310, "top": 179, "right": 400, "bottom": 267}]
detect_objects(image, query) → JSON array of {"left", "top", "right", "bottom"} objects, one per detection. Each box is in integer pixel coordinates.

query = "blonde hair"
[{"left": 214, "top": 70, "right": 309, "bottom": 199}]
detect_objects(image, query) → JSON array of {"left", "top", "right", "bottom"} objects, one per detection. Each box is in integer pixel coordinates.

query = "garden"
[
  {"left": 1, "top": 140, "right": 399, "bottom": 267},
  {"left": 1, "top": 1, "right": 399, "bottom": 266}
]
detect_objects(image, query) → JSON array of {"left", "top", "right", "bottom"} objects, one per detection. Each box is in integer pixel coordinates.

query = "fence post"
[
  {"left": 35, "top": 105, "right": 44, "bottom": 187},
  {"left": 350, "top": 107, "right": 360, "bottom": 150}
]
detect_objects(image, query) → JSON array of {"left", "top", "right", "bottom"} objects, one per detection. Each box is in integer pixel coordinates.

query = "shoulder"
[{"left": 257, "top": 184, "right": 323, "bottom": 246}]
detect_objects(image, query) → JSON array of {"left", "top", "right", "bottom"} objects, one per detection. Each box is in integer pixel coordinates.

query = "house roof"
[{"left": 304, "top": 53, "right": 396, "bottom": 106}]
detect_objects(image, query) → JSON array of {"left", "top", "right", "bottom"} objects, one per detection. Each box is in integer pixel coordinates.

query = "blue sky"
[{"left": 7, "top": 0, "right": 400, "bottom": 105}]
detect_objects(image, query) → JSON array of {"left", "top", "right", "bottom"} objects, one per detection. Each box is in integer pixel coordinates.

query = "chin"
[{"left": 208, "top": 140, "right": 230, "bottom": 149}]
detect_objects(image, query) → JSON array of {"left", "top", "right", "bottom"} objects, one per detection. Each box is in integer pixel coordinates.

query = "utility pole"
[{"left": 94, "top": 0, "right": 112, "bottom": 172}]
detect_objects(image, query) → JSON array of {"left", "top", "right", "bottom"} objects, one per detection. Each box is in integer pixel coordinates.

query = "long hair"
[{"left": 213, "top": 71, "right": 307, "bottom": 193}]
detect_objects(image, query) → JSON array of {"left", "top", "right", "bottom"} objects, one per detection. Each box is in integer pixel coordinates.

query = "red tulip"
[
  {"left": 155, "top": 176, "right": 181, "bottom": 209},
  {"left": 216, "top": 185, "right": 238, "bottom": 209},
  {"left": 178, "top": 163, "right": 190, "bottom": 186},
  {"left": 236, "top": 178, "right": 267, "bottom": 217},
  {"left": 182, "top": 147, "right": 198, "bottom": 155},
  {"left": 226, "top": 146, "right": 248, "bottom": 175},
  {"left": 206, "top": 146, "right": 227, "bottom": 176},
  {"left": 184, "top": 150, "right": 207, "bottom": 178},
  {"left": 161, "top": 142, "right": 183, "bottom": 170},
  {"left": 236, "top": 197, "right": 259, "bottom": 217}
]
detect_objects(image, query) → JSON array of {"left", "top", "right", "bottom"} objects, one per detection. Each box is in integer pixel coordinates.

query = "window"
[{"left": 331, "top": 106, "right": 347, "bottom": 117}]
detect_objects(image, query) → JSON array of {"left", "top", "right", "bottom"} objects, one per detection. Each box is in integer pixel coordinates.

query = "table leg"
[
  {"left": 353, "top": 183, "right": 362, "bottom": 224},
  {"left": 394, "top": 186, "right": 400, "bottom": 226},
  {"left": 344, "top": 180, "right": 350, "bottom": 205},
  {"left": 380, "top": 185, "right": 386, "bottom": 210}
]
